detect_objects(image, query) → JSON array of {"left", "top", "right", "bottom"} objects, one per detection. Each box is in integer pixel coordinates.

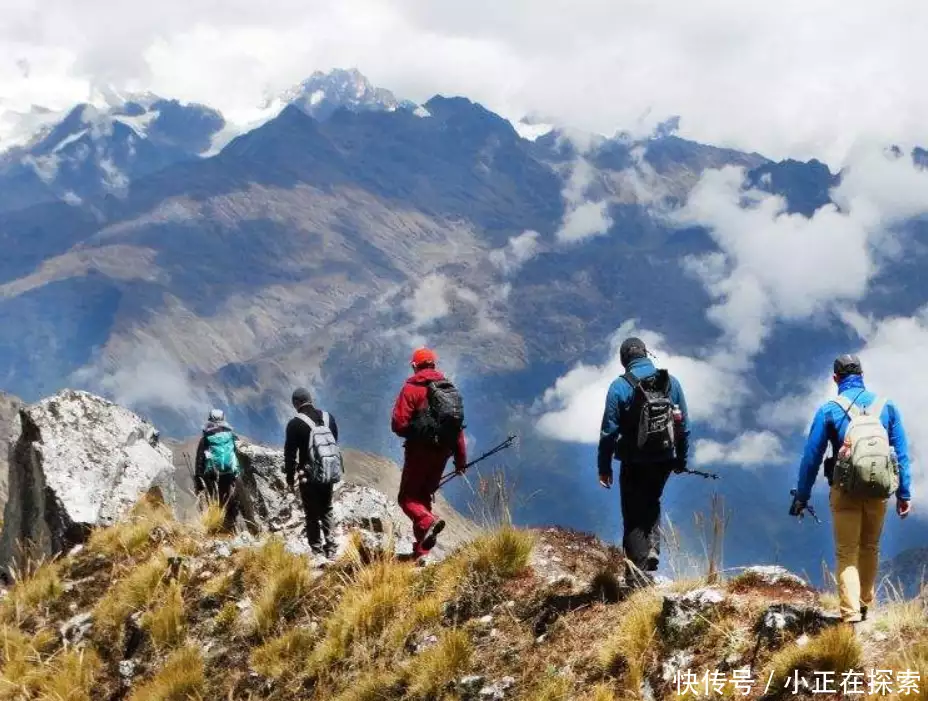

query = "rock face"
[
  {"left": 0, "top": 391, "right": 22, "bottom": 511},
  {"left": 0, "top": 390, "right": 176, "bottom": 569}
]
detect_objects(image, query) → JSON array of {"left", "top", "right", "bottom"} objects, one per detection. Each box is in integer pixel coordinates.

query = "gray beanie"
[{"left": 291, "top": 387, "right": 313, "bottom": 407}]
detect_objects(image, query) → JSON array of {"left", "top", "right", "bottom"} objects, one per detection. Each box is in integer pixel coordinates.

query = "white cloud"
[
  {"left": 6, "top": 1, "right": 928, "bottom": 163},
  {"left": 676, "top": 149, "right": 928, "bottom": 362},
  {"left": 535, "top": 322, "right": 748, "bottom": 444},
  {"left": 694, "top": 431, "right": 787, "bottom": 468},
  {"left": 403, "top": 273, "right": 451, "bottom": 328},
  {"left": 489, "top": 230, "right": 540, "bottom": 275},
  {"left": 555, "top": 158, "right": 613, "bottom": 243}
]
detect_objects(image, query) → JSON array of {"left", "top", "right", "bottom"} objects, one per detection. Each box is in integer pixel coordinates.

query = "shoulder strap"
[
  {"left": 864, "top": 396, "right": 887, "bottom": 418},
  {"left": 622, "top": 372, "right": 640, "bottom": 390},
  {"left": 321, "top": 411, "right": 330, "bottom": 429},
  {"left": 832, "top": 390, "right": 867, "bottom": 423},
  {"left": 295, "top": 413, "right": 319, "bottom": 430}
]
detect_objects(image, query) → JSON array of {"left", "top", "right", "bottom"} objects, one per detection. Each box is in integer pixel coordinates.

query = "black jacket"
[{"left": 284, "top": 405, "right": 339, "bottom": 484}]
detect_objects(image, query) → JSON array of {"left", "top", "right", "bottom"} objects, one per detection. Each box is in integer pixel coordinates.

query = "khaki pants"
[{"left": 830, "top": 488, "right": 888, "bottom": 622}]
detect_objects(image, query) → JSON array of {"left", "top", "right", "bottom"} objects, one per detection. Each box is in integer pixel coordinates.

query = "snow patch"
[
  {"left": 309, "top": 90, "right": 325, "bottom": 106},
  {"left": 512, "top": 120, "right": 554, "bottom": 142}
]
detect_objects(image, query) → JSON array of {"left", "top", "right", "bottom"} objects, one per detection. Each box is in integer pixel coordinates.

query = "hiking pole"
[
  {"left": 790, "top": 489, "right": 822, "bottom": 524},
  {"left": 680, "top": 466, "right": 720, "bottom": 480},
  {"left": 437, "top": 433, "right": 518, "bottom": 489}
]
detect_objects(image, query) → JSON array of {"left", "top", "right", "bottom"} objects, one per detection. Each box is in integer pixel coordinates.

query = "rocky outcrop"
[
  {"left": 0, "top": 391, "right": 22, "bottom": 511},
  {"left": 0, "top": 390, "right": 176, "bottom": 569}
]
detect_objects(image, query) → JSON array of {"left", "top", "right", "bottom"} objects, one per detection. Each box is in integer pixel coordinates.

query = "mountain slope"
[{"left": 0, "top": 391, "right": 21, "bottom": 510}]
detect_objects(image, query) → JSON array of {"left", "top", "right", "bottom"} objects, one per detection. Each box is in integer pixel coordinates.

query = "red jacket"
[{"left": 391, "top": 368, "right": 467, "bottom": 471}]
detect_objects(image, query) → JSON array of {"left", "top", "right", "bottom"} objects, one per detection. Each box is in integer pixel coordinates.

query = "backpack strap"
[
  {"left": 832, "top": 390, "right": 867, "bottom": 423},
  {"left": 295, "top": 413, "right": 319, "bottom": 430},
  {"left": 321, "top": 411, "right": 330, "bottom": 429},
  {"left": 622, "top": 372, "right": 641, "bottom": 391},
  {"left": 864, "top": 396, "right": 887, "bottom": 418}
]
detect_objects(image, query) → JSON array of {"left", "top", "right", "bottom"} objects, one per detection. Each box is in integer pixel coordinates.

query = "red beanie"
[{"left": 411, "top": 347, "right": 437, "bottom": 368}]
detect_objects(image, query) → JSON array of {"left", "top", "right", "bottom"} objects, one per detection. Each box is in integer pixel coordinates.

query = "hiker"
[
  {"left": 194, "top": 409, "right": 241, "bottom": 532},
  {"left": 790, "top": 354, "right": 912, "bottom": 625},
  {"left": 284, "top": 387, "right": 343, "bottom": 562},
  {"left": 597, "top": 337, "right": 690, "bottom": 585},
  {"left": 391, "top": 347, "right": 467, "bottom": 562}
]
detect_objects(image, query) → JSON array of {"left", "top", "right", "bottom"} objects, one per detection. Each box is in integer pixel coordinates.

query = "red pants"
[{"left": 398, "top": 453, "right": 447, "bottom": 557}]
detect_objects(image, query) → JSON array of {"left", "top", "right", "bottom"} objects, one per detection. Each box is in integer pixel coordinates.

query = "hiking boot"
[
  {"left": 324, "top": 546, "right": 338, "bottom": 561},
  {"left": 421, "top": 519, "right": 446, "bottom": 551},
  {"left": 860, "top": 605, "right": 868, "bottom": 622}
]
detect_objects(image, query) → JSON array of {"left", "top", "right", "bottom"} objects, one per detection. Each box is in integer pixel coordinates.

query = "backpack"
[
  {"left": 620, "top": 369, "right": 676, "bottom": 460},
  {"left": 832, "top": 394, "right": 899, "bottom": 499},
  {"left": 296, "top": 412, "right": 343, "bottom": 485},
  {"left": 204, "top": 430, "right": 240, "bottom": 476},
  {"left": 411, "top": 380, "right": 465, "bottom": 448}
]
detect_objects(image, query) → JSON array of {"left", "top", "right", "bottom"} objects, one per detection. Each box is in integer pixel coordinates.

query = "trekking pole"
[
  {"left": 680, "top": 466, "right": 720, "bottom": 480},
  {"left": 790, "top": 489, "right": 822, "bottom": 524},
  {"left": 437, "top": 434, "right": 518, "bottom": 489}
]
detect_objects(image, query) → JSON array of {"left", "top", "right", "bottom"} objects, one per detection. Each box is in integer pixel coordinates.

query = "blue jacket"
[
  {"left": 597, "top": 357, "right": 690, "bottom": 475},
  {"left": 796, "top": 374, "right": 912, "bottom": 502}
]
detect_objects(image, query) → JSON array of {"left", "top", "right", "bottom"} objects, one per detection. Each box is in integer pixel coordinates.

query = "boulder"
[
  {"left": 0, "top": 390, "right": 177, "bottom": 569},
  {"left": 660, "top": 587, "right": 727, "bottom": 648},
  {"left": 0, "top": 391, "right": 22, "bottom": 511}
]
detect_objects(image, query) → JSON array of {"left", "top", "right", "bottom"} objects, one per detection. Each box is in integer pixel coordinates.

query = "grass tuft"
[
  {"left": 330, "top": 671, "right": 403, "bottom": 701},
  {"left": 598, "top": 588, "right": 663, "bottom": 690},
  {"left": 406, "top": 628, "right": 472, "bottom": 699},
  {"left": 128, "top": 645, "right": 205, "bottom": 701},
  {"left": 0, "top": 559, "right": 63, "bottom": 623},
  {"left": 87, "top": 491, "right": 175, "bottom": 558},
  {"left": 250, "top": 626, "right": 316, "bottom": 679},
  {"left": 93, "top": 555, "right": 168, "bottom": 642},
  {"left": 468, "top": 527, "right": 534, "bottom": 579},
  {"left": 765, "top": 624, "right": 862, "bottom": 693},
  {"left": 142, "top": 580, "right": 186, "bottom": 650},
  {"left": 199, "top": 497, "right": 228, "bottom": 536}
]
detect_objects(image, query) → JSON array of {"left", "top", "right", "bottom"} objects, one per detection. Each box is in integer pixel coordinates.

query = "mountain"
[
  {"left": 0, "top": 96, "right": 224, "bottom": 213},
  {"left": 262, "top": 67, "right": 425, "bottom": 123},
  {"left": 882, "top": 546, "right": 928, "bottom": 598},
  {"left": 1, "top": 70, "right": 925, "bottom": 582}
]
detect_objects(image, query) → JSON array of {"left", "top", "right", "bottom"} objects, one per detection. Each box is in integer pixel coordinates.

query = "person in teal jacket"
[
  {"left": 598, "top": 337, "right": 690, "bottom": 583},
  {"left": 791, "top": 354, "right": 913, "bottom": 624}
]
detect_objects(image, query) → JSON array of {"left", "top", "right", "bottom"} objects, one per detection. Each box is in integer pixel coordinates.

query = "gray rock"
[
  {"left": 660, "top": 587, "right": 726, "bottom": 647},
  {"left": 479, "top": 676, "right": 516, "bottom": 700},
  {"left": 661, "top": 649, "right": 695, "bottom": 682},
  {"left": 738, "top": 565, "right": 808, "bottom": 589},
  {"left": 755, "top": 603, "right": 836, "bottom": 644},
  {"left": 457, "top": 675, "right": 487, "bottom": 699},
  {"left": 118, "top": 659, "right": 137, "bottom": 683},
  {"left": 0, "top": 390, "right": 177, "bottom": 570},
  {"left": 61, "top": 611, "right": 93, "bottom": 645}
]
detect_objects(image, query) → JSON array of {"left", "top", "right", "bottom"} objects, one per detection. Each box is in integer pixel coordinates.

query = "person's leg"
[
  {"left": 619, "top": 463, "right": 649, "bottom": 569},
  {"left": 419, "top": 460, "right": 446, "bottom": 553},
  {"left": 299, "top": 483, "right": 324, "bottom": 554},
  {"left": 399, "top": 457, "right": 435, "bottom": 557},
  {"left": 641, "top": 464, "right": 673, "bottom": 569},
  {"left": 830, "top": 488, "right": 864, "bottom": 622},
  {"left": 318, "top": 483, "right": 337, "bottom": 557},
  {"left": 859, "top": 496, "right": 889, "bottom": 615},
  {"left": 217, "top": 474, "right": 239, "bottom": 532}
]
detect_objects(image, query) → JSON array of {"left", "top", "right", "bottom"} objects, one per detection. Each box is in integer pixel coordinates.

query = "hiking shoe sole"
[{"left": 421, "top": 519, "right": 446, "bottom": 551}]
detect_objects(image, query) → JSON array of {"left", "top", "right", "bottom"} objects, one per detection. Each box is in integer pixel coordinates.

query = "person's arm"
[
  {"left": 888, "top": 401, "right": 912, "bottom": 503},
  {"left": 391, "top": 385, "right": 417, "bottom": 437},
  {"left": 284, "top": 419, "right": 299, "bottom": 488},
  {"left": 327, "top": 413, "right": 339, "bottom": 443},
  {"left": 454, "top": 430, "right": 468, "bottom": 473},
  {"left": 671, "top": 377, "right": 690, "bottom": 466},
  {"left": 597, "top": 380, "right": 623, "bottom": 480},
  {"left": 194, "top": 436, "right": 206, "bottom": 494},
  {"left": 796, "top": 406, "right": 829, "bottom": 502}
]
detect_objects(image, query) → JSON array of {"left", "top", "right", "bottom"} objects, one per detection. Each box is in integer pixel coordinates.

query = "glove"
[
  {"left": 672, "top": 459, "right": 687, "bottom": 474},
  {"left": 455, "top": 464, "right": 467, "bottom": 476},
  {"left": 789, "top": 496, "right": 807, "bottom": 517}
]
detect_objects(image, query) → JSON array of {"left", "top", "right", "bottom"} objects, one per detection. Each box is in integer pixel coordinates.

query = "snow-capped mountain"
[
  {"left": 261, "top": 67, "right": 426, "bottom": 122},
  {"left": 0, "top": 96, "right": 224, "bottom": 212}
]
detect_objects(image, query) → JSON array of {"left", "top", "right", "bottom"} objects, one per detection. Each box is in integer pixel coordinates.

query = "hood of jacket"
[
  {"left": 406, "top": 368, "right": 446, "bottom": 386},
  {"left": 625, "top": 356, "right": 657, "bottom": 379},
  {"left": 203, "top": 420, "right": 233, "bottom": 435}
]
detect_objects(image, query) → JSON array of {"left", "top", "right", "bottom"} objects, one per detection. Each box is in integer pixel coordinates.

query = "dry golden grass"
[
  {"left": 467, "top": 527, "right": 534, "bottom": 579},
  {"left": 529, "top": 672, "right": 573, "bottom": 701},
  {"left": 142, "top": 580, "right": 186, "bottom": 650},
  {"left": 252, "top": 557, "right": 314, "bottom": 638},
  {"left": 31, "top": 648, "right": 102, "bottom": 701},
  {"left": 886, "top": 638, "right": 928, "bottom": 701},
  {"left": 312, "top": 559, "right": 413, "bottom": 670},
  {"left": 0, "top": 625, "right": 100, "bottom": 700},
  {"left": 598, "top": 588, "right": 663, "bottom": 691},
  {"left": 405, "top": 629, "right": 472, "bottom": 699},
  {"left": 198, "top": 497, "right": 227, "bottom": 536},
  {"left": 329, "top": 671, "right": 402, "bottom": 701},
  {"left": 212, "top": 601, "right": 239, "bottom": 634},
  {"left": 250, "top": 626, "right": 316, "bottom": 679},
  {"left": 128, "top": 645, "right": 205, "bottom": 701},
  {"left": 200, "top": 570, "right": 236, "bottom": 601},
  {"left": 0, "top": 559, "right": 63, "bottom": 623},
  {"left": 581, "top": 683, "right": 618, "bottom": 701},
  {"left": 765, "top": 624, "right": 862, "bottom": 691},
  {"left": 87, "top": 490, "right": 175, "bottom": 558},
  {"left": 93, "top": 555, "right": 168, "bottom": 640}
]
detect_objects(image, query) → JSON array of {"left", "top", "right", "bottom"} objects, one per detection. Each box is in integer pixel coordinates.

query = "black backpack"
[
  {"left": 411, "top": 379, "right": 465, "bottom": 447},
  {"left": 620, "top": 369, "right": 676, "bottom": 459}
]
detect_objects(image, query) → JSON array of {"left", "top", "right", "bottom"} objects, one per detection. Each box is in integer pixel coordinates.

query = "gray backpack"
[
  {"left": 296, "top": 412, "right": 343, "bottom": 485},
  {"left": 832, "top": 394, "right": 899, "bottom": 499}
]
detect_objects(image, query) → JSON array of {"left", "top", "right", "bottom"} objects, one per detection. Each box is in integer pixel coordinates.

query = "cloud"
[
  {"left": 6, "top": 1, "right": 928, "bottom": 163},
  {"left": 555, "top": 158, "right": 613, "bottom": 243},
  {"left": 535, "top": 322, "right": 748, "bottom": 444},
  {"left": 402, "top": 273, "right": 451, "bottom": 328},
  {"left": 694, "top": 431, "right": 787, "bottom": 468},
  {"left": 676, "top": 149, "right": 928, "bottom": 362},
  {"left": 489, "top": 230, "right": 540, "bottom": 275}
]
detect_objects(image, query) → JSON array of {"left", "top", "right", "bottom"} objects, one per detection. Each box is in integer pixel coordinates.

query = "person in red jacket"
[{"left": 391, "top": 347, "right": 467, "bottom": 560}]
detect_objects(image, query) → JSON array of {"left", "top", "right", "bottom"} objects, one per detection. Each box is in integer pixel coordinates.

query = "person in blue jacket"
[
  {"left": 791, "top": 354, "right": 912, "bottom": 624},
  {"left": 598, "top": 337, "right": 690, "bottom": 584}
]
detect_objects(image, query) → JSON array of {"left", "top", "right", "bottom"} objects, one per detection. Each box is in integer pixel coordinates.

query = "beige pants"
[{"left": 830, "top": 488, "right": 888, "bottom": 622}]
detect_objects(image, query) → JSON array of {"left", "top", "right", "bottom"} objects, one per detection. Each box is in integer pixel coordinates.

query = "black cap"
[
  {"left": 833, "top": 354, "right": 862, "bottom": 377},
  {"left": 291, "top": 387, "right": 312, "bottom": 406},
  {"left": 620, "top": 337, "right": 648, "bottom": 368}
]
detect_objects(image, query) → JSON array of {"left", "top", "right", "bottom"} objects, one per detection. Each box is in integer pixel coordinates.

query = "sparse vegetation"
[
  {"left": 142, "top": 580, "right": 186, "bottom": 650},
  {"left": 406, "top": 629, "right": 472, "bottom": 699},
  {"left": 598, "top": 588, "right": 664, "bottom": 689},
  {"left": 87, "top": 489, "right": 175, "bottom": 557},
  {"left": 128, "top": 645, "right": 205, "bottom": 701},
  {"left": 0, "top": 559, "right": 63, "bottom": 623},
  {"left": 765, "top": 625, "right": 863, "bottom": 694},
  {"left": 250, "top": 626, "right": 316, "bottom": 679},
  {"left": 198, "top": 497, "right": 227, "bottom": 536},
  {"left": 93, "top": 555, "right": 169, "bottom": 643}
]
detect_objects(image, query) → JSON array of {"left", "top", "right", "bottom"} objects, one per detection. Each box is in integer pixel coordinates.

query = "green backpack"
[
  {"left": 204, "top": 431, "right": 240, "bottom": 476},
  {"left": 832, "top": 395, "right": 899, "bottom": 499}
]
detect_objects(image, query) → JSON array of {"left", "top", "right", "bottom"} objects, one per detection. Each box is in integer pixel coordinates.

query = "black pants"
[
  {"left": 200, "top": 473, "right": 240, "bottom": 532},
  {"left": 619, "top": 461, "right": 673, "bottom": 570},
  {"left": 299, "top": 481, "right": 335, "bottom": 554}
]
